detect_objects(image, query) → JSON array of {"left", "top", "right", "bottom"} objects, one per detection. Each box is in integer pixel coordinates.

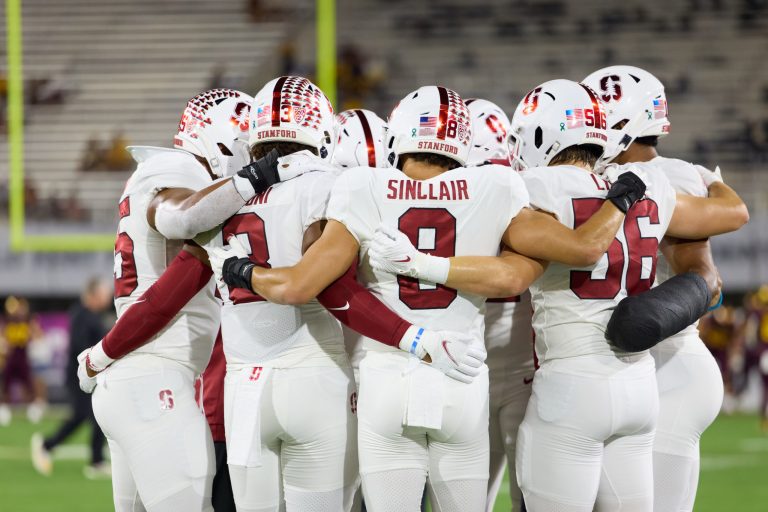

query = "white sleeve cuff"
[{"left": 88, "top": 340, "right": 115, "bottom": 372}]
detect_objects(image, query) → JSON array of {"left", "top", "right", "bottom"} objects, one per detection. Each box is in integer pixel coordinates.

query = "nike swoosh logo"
[
  {"left": 523, "top": 377, "right": 533, "bottom": 385},
  {"left": 327, "top": 302, "right": 350, "bottom": 311},
  {"left": 394, "top": 256, "right": 411, "bottom": 263},
  {"left": 442, "top": 340, "right": 458, "bottom": 365}
]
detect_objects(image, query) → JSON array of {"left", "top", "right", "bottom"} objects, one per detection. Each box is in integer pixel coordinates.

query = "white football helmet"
[
  {"left": 464, "top": 98, "right": 511, "bottom": 166},
  {"left": 582, "top": 65, "right": 670, "bottom": 162},
  {"left": 174, "top": 88, "right": 252, "bottom": 177},
  {"left": 249, "top": 76, "right": 336, "bottom": 160},
  {"left": 509, "top": 79, "right": 608, "bottom": 170},
  {"left": 385, "top": 86, "right": 472, "bottom": 168},
  {"left": 333, "top": 109, "right": 388, "bottom": 168}
]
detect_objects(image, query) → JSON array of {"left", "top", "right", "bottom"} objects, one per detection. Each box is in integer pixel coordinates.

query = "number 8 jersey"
[
  {"left": 327, "top": 164, "right": 529, "bottom": 352},
  {"left": 521, "top": 163, "right": 677, "bottom": 362}
]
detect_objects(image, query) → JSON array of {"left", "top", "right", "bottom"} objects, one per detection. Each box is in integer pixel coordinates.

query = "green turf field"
[{"left": 0, "top": 411, "right": 766, "bottom": 511}]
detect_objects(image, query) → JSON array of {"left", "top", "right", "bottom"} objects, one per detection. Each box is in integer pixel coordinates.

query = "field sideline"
[{"left": 0, "top": 411, "right": 766, "bottom": 511}]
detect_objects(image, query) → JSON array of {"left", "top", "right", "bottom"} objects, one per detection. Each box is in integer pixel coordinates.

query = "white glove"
[
  {"left": 369, "top": 225, "right": 450, "bottom": 284},
  {"left": 77, "top": 349, "right": 97, "bottom": 394},
  {"left": 694, "top": 164, "right": 723, "bottom": 187},
  {"left": 276, "top": 150, "right": 339, "bottom": 181},
  {"left": 208, "top": 235, "right": 249, "bottom": 283},
  {"left": 399, "top": 326, "right": 486, "bottom": 384},
  {"left": 602, "top": 163, "right": 649, "bottom": 186}
]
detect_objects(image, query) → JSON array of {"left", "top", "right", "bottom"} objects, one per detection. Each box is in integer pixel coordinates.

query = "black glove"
[
  {"left": 221, "top": 256, "right": 255, "bottom": 290},
  {"left": 606, "top": 171, "right": 646, "bottom": 214},
  {"left": 236, "top": 148, "right": 281, "bottom": 196}
]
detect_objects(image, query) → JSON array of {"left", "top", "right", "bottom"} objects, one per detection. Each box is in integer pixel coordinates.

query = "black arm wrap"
[
  {"left": 606, "top": 272, "right": 712, "bottom": 352},
  {"left": 236, "top": 148, "right": 281, "bottom": 195},
  {"left": 606, "top": 171, "right": 646, "bottom": 214},
  {"left": 221, "top": 256, "right": 255, "bottom": 290}
]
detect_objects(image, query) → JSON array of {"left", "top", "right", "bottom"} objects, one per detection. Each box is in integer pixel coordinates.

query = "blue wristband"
[
  {"left": 410, "top": 328, "right": 425, "bottom": 354},
  {"left": 707, "top": 293, "right": 723, "bottom": 311}
]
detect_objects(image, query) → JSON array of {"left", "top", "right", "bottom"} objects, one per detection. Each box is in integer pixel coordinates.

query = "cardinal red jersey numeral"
[
  {"left": 114, "top": 231, "right": 138, "bottom": 298},
  {"left": 396, "top": 208, "right": 458, "bottom": 310},
  {"left": 570, "top": 198, "right": 660, "bottom": 300},
  {"left": 222, "top": 212, "right": 271, "bottom": 305}
]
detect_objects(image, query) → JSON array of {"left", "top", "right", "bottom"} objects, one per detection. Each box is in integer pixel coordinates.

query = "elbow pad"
[
  {"left": 154, "top": 181, "right": 247, "bottom": 239},
  {"left": 606, "top": 272, "right": 711, "bottom": 352}
]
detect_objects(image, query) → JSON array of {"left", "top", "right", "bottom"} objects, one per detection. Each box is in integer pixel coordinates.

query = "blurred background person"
[
  {"left": 0, "top": 296, "right": 45, "bottom": 426},
  {"left": 31, "top": 277, "right": 112, "bottom": 478}
]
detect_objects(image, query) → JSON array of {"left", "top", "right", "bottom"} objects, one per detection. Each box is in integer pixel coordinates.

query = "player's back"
[
  {"left": 114, "top": 147, "right": 218, "bottom": 374},
  {"left": 650, "top": 156, "right": 709, "bottom": 350},
  {"left": 521, "top": 162, "right": 676, "bottom": 363},
  {"left": 329, "top": 164, "right": 528, "bottom": 352},
  {"left": 210, "top": 168, "right": 346, "bottom": 368}
]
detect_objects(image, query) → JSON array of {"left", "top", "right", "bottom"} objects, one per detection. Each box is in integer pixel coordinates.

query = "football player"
[
  {"left": 369, "top": 79, "right": 747, "bottom": 511},
  {"left": 78, "top": 88, "right": 314, "bottom": 512},
  {"left": 583, "top": 65, "right": 746, "bottom": 512},
  {"left": 464, "top": 97, "right": 534, "bottom": 512},
  {"left": 212, "top": 85, "right": 647, "bottom": 511}
]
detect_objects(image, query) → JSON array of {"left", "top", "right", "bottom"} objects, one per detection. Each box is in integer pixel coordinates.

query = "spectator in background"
[
  {"left": 103, "top": 130, "right": 133, "bottom": 171},
  {"left": 80, "top": 135, "right": 104, "bottom": 171},
  {"left": 31, "top": 277, "right": 112, "bottom": 478},
  {"left": 0, "top": 297, "right": 45, "bottom": 426}
]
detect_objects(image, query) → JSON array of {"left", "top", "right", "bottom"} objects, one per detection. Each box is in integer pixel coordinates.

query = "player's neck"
[
  {"left": 614, "top": 143, "right": 658, "bottom": 164},
  {"left": 401, "top": 160, "right": 450, "bottom": 180}
]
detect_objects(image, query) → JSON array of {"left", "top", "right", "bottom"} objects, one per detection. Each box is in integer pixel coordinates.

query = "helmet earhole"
[
  {"left": 320, "top": 147, "right": 328, "bottom": 159},
  {"left": 534, "top": 127, "right": 543, "bottom": 149}
]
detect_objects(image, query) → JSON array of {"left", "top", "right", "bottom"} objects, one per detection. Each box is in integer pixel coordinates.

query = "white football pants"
[
  {"left": 92, "top": 355, "right": 214, "bottom": 512},
  {"left": 357, "top": 351, "right": 489, "bottom": 512},
  {"left": 516, "top": 354, "right": 658, "bottom": 512},
  {"left": 225, "top": 365, "right": 358, "bottom": 512},
  {"left": 651, "top": 337, "right": 723, "bottom": 512}
]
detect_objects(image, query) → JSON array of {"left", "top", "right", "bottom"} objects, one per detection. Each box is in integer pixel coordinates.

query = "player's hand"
[
  {"left": 210, "top": 236, "right": 255, "bottom": 290},
  {"left": 276, "top": 150, "right": 339, "bottom": 181},
  {"left": 369, "top": 225, "right": 422, "bottom": 277},
  {"left": 370, "top": 225, "right": 451, "bottom": 284},
  {"left": 694, "top": 164, "right": 723, "bottom": 188},
  {"left": 604, "top": 169, "right": 647, "bottom": 214},
  {"left": 208, "top": 236, "right": 248, "bottom": 282},
  {"left": 77, "top": 349, "right": 98, "bottom": 394},
  {"left": 399, "top": 326, "right": 486, "bottom": 383}
]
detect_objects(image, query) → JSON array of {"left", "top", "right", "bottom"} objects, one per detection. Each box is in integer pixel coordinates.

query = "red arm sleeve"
[
  {"left": 102, "top": 249, "right": 213, "bottom": 359},
  {"left": 316, "top": 263, "right": 411, "bottom": 348}
]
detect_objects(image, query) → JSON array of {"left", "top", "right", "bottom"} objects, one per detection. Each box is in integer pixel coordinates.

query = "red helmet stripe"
[
  {"left": 436, "top": 86, "right": 450, "bottom": 140},
  {"left": 354, "top": 109, "right": 377, "bottom": 167},
  {"left": 579, "top": 83, "right": 603, "bottom": 128},
  {"left": 271, "top": 76, "right": 288, "bottom": 127}
]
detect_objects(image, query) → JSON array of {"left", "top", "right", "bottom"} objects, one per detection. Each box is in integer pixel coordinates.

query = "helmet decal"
[
  {"left": 522, "top": 87, "right": 543, "bottom": 115},
  {"left": 598, "top": 75, "right": 623, "bottom": 103}
]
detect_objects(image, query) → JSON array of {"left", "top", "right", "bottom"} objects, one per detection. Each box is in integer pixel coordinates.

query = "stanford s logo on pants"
[{"left": 159, "top": 389, "right": 174, "bottom": 410}]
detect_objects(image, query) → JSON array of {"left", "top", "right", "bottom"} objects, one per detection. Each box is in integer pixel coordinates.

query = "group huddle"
[{"left": 76, "top": 66, "right": 749, "bottom": 512}]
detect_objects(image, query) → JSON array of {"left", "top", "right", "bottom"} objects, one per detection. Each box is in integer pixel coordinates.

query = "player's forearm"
[
  {"left": 704, "top": 182, "right": 749, "bottom": 232},
  {"left": 316, "top": 265, "right": 411, "bottom": 347},
  {"left": 445, "top": 254, "right": 542, "bottom": 298},
  {"left": 154, "top": 180, "right": 249, "bottom": 240},
  {"left": 569, "top": 202, "right": 626, "bottom": 265},
  {"left": 102, "top": 248, "right": 213, "bottom": 359}
]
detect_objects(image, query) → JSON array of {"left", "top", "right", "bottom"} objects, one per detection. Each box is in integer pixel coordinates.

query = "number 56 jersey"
[
  {"left": 521, "top": 163, "right": 677, "bottom": 363},
  {"left": 327, "top": 164, "right": 529, "bottom": 351}
]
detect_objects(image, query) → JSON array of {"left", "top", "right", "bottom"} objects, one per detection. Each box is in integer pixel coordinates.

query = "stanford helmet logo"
[
  {"left": 599, "top": 75, "right": 622, "bottom": 103},
  {"left": 522, "top": 87, "right": 543, "bottom": 115},
  {"left": 230, "top": 102, "right": 250, "bottom": 132}
]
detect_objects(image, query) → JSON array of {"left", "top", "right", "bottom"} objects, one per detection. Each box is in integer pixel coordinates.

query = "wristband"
[
  {"left": 707, "top": 292, "right": 723, "bottom": 311},
  {"left": 87, "top": 341, "right": 115, "bottom": 372},
  {"left": 398, "top": 325, "right": 427, "bottom": 359},
  {"left": 414, "top": 252, "right": 451, "bottom": 285},
  {"left": 232, "top": 173, "right": 257, "bottom": 201}
]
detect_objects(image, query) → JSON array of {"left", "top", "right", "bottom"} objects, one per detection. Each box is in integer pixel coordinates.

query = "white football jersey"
[
  {"left": 326, "top": 164, "right": 529, "bottom": 352},
  {"left": 522, "top": 163, "right": 677, "bottom": 362},
  {"left": 203, "top": 169, "right": 347, "bottom": 368},
  {"left": 652, "top": 156, "right": 709, "bottom": 350},
  {"left": 114, "top": 146, "right": 219, "bottom": 374}
]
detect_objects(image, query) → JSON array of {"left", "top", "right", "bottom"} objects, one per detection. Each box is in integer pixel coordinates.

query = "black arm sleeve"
[{"left": 606, "top": 272, "right": 711, "bottom": 352}]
